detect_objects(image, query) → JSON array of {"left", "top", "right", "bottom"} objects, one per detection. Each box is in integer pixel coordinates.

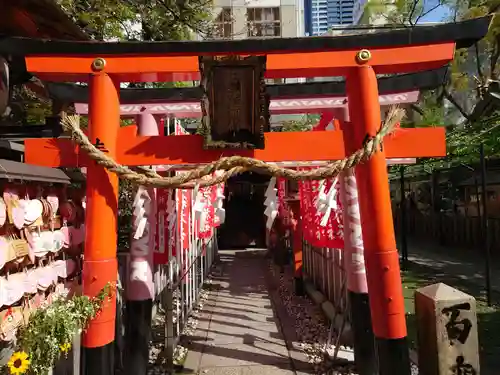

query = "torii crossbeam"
[{"left": 5, "top": 15, "right": 490, "bottom": 375}]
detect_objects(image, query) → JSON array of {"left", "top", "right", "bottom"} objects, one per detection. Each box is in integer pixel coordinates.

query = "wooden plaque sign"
[{"left": 199, "top": 55, "right": 269, "bottom": 149}]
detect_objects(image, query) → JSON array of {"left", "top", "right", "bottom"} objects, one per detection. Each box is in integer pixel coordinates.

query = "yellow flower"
[
  {"left": 60, "top": 342, "right": 72, "bottom": 353},
  {"left": 8, "top": 351, "right": 30, "bottom": 375}
]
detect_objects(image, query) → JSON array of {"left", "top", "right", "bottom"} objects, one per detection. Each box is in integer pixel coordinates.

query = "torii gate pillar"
[
  {"left": 346, "top": 66, "right": 410, "bottom": 374},
  {"left": 125, "top": 112, "right": 161, "bottom": 375},
  {"left": 81, "top": 72, "right": 120, "bottom": 374},
  {"left": 335, "top": 106, "right": 377, "bottom": 375}
]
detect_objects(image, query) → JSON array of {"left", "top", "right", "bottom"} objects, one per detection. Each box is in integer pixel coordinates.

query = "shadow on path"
[{"left": 183, "top": 248, "right": 313, "bottom": 374}]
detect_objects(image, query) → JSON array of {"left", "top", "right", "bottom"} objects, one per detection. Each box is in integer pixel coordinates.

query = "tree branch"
[
  {"left": 442, "top": 86, "right": 471, "bottom": 120},
  {"left": 408, "top": 0, "right": 419, "bottom": 25},
  {"left": 475, "top": 43, "right": 484, "bottom": 81},
  {"left": 410, "top": 103, "right": 425, "bottom": 115},
  {"left": 490, "top": 35, "right": 500, "bottom": 79},
  {"left": 414, "top": 0, "right": 444, "bottom": 25}
]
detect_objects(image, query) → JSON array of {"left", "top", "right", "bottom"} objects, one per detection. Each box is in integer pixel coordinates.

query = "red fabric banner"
[
  {"left": 314, "top": 179, "right": 344, "bottom": 249},
  {"left": 212, "top": 183, "right": 222, "bottom": 228},
  {"left": 298, "top": 168, "right": 344, "bottom": 248},
  {"left": 277, "top": 177, "right": 288, "bottom": 224},
  {"left": 153, "top": 188, "right": 169, "bottom": 264},
  {"left": 177, "top": 187, "right": 191, "bottom": 252},
  {"left": 197, "top": 185, "right": 214, "bottom": 239}
]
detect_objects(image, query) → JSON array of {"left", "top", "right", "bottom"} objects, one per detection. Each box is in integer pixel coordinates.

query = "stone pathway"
[{"left": 183, "top": 248, "right": 313, "bottom": 375}]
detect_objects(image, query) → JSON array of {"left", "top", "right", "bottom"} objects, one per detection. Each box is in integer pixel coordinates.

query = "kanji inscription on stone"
[{"left": 415, "top": 283, "right": 479, "bottom": 375}]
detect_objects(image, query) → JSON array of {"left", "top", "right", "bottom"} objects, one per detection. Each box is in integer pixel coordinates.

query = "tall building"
[
  {"left": 305, "top": 0, "right": 367, "bottom": 36},
  {"left": 211, "top": 0, "right": 304, "bottom": 40},
  {"left": 207, "top": 0, "right": 306, "bottom": 127}
]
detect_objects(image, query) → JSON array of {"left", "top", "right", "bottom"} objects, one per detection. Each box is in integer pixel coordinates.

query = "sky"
[{"left": 418, "top": 1, "right": 452, "bottom": 23}]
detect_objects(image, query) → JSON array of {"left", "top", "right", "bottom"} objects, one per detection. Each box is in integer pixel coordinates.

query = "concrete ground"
[
  {"left": 183, "top": 248, "right": 313, "bottom": 375},
  {"left": 404, "top": 238, "right": 500, "bottom": 294},
  {"left": 400, "top": 238, "right": 500, "bottom": 374}
]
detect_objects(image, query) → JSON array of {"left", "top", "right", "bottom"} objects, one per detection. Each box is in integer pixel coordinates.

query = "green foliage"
[
  {"left": 279, "top": 114, "right": 320, "bottom": 132},
  {"left": 118, "top": 179, "right": 135, "bottom": 251},
  {"left": 6, "top": 87, "right": 52, "bottom": 126},
  {"left": 56, "top": 0, "right": 213, "bottom": 41},
  {"left": 9, "top": 284, "right": 114, "bottom": 375},
  {"left": 50, "top": 2, "right": 211, "bottom": 252},
  {"left": 404, "top": 91, "right": 446, "bottom": 128},
  {"left": 377, "top": 0, "right": 500, "bottom": 180}
]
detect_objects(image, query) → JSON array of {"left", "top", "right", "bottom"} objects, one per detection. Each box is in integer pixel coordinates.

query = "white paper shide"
[
  {"left": 130, "top": 186, "right": 153, "bottom": 283},
  {"left": 264, "top": 177, "right": 279, "bottom": 230}
]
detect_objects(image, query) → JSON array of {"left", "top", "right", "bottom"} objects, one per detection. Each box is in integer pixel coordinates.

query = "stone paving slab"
[
  {"left": 183, "top": 248, "right": 312, "bottom": 374},
  {"left": 204, "top": 324, "right": 284, "bottom": 345},
  {"left": 207, "top": 312, "right": 280, "bottom": 326},
  {"left": 198, "top": 365, "right": 295, "bottom": 375},
  {"left": 199, "top": 343, "right": 291, "bottom": 367}
]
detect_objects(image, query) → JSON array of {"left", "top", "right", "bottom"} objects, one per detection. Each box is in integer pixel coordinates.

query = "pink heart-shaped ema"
[
  {"left": 25, "top": 232, "right": 35, "bottom": 263},
  {"left": 46, "top": 195, "right": 59, "bottom": 215},
  {"left": 25, "top": 200, "right": 43, "bottom": 224},
  {"left": 3, "top": 189, "right": 17, "bottom": 203},
  {"left": 0, "top": 200, "right": 6, "bottom": 227},
  {"left": 53, "top": 230, "right": 65, "bottom": 251},
  {"left": 12, "top": 206, "right": 25, "bottom": 229},
  {"left": 60, "top": 226, "right": 70, "bottom": 248},
  {"left": 24, "top": 270, "right": 38, "bottom": 295},
  {"left": 53, "top": 260, "right": 66, "bottom": 278},
  {"left": 3, "top": 274, "right": 25, "bottom": 306},
  {"left": 36, "top": 267, "right": 54, "bottom": 291},
  {"left": 0, "top": 237, "right": 7, "bottom": 270},
  {"left": 30, "top": 232, "right": 47, "bottom": 258}
]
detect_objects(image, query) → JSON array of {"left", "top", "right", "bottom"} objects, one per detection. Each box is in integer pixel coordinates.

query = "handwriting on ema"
[{"left": 441, "top": 303, "right": 477, "bottom": 375}]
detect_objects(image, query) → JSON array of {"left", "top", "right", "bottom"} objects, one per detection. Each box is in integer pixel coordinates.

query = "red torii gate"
[{"left": 13, "top": 16, "right": 489, "bottom": 375}]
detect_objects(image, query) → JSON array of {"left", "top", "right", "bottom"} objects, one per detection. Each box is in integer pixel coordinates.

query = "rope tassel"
[{"left": 60, "top": 106, "right": 405, "bottom": 189}]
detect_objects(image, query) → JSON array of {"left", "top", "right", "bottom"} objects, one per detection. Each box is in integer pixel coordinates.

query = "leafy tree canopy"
[
  {"left": 278, "top": 114, "right": 321, "bottom": 132},
  {"left": 371, "top": 0, "right": 500, "bottom": 177},
  {"left": 57, "top": 0, "right": 213, "bottom": 41},
  {"left": 52, "top": 1, "right": 212, "bottom": 249}
]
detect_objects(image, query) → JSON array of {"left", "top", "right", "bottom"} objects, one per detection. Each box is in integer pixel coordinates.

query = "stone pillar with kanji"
[{"left": 415, "top": 283, "right": 480, "bottom": 375}]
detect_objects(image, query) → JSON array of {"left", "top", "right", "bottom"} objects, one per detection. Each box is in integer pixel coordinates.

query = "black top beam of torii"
[{"left": 47, "top": 67, "right": 449, "bottom": 104}]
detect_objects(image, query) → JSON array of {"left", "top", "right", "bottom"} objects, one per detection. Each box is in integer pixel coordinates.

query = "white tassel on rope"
[{"left": 264, "top": 177, "right": 278, "bottom": 229}]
